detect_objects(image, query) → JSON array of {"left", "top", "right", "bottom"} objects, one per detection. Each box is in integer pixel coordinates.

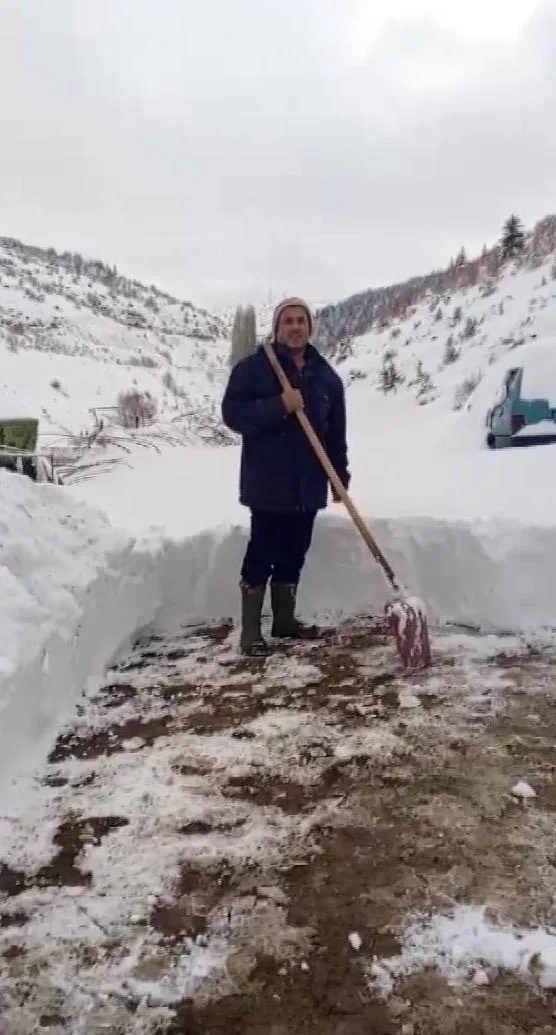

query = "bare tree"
[
  {"left": 229, "top": 306, "right": 244, "bottom": 366},
  {"left": 243, "top": 305, "right": 257, "bottom": 354},
  {"left": 117, "top": 388, "right": 158, "bottom": 428},
  {"left": 453, "top": 372, "right": 482, "bottom": 411},
  {"left": 228, "top": 305, "right": 258, "bottom": 366}
]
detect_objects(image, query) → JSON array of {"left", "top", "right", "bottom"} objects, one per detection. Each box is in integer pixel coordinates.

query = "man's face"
[{"left": 277, "top": 306, "right": 310, "bottom": 351}]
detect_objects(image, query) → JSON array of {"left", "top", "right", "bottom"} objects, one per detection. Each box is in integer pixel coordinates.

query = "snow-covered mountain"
[
  {"left": 3, "top": 215, "right": 556, "bottom": 484},
  {"left": 0, "top": 238, "right": 230, "bottom": 450},
  {"left": 333, "top": 215, "right": 556, "bottom": 440}
]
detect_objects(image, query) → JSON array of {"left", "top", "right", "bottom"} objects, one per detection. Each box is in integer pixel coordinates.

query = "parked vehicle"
[
  {"left": 0, "top": 417, "right": 39, "bottom": 452},
  {"left": 0, "top": 417, "right": 61, "bottom": 483},
  {"left": 485, "top": 364, "right": 556, "bottom": 449}
]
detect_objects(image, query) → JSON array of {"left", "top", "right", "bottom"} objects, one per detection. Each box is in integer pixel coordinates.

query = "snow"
[
  {"left": 515, "top": 420, "right": 556, "bottom": 437},
  {"left": 6, "top": 399, "right": 556, "bottom": 791},
  {"left": 367, "top": 905, "right": 556, "bottom": 996},
  {"left": 398, "top": 692, "right": 421, "bottom": 710},
  {"left": 1, "top": 614, "right": 403, "bottom": 1028},
  {"left": 3, "top": 236, "right": 556, "bottom": 1025},
  {"left": 517, "top": 341, "right": 556, "bottom": 400},
  {"left": 0, "top": 471, "right": 161, "bottom": 789},
  {"left": 0, "top": 239, "right": 230, "bottom": 469},
  {"left": 0, "top": 482, "right": 544, "bottom": 803},
  {"left": 3, "top": 504, "right": 556, "bottom": 796},
  {"left": 511, "top": 780, "right": 537, "bottom": 801},
  {"left": 65, "top": 436, "right": 556, "bottom": 639}
]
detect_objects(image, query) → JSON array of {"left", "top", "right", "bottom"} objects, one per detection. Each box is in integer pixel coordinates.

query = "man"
[{"left": 221, "top": 297, "right": 350, "bottom": 656}]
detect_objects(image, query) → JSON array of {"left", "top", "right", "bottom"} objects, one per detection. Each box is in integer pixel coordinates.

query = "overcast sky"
[{"left": 1, "top": 1, "right": 554, "bottom": 310}]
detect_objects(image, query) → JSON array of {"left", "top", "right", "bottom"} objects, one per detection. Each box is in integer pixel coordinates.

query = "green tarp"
[{"left": 0, "top": 419, "right": 39, "bottom": 453}]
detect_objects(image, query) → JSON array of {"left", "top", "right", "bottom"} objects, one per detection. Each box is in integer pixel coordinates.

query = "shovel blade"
[{"left": 385, "top": 597, "right": 432, "bottom": 671}]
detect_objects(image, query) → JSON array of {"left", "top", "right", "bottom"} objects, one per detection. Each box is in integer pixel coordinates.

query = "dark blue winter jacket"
[{"left": 221, "top": 342, "right": 350, "bottom": 512}]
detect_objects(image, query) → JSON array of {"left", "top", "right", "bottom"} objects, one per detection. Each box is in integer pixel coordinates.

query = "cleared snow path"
[
  {"left": 4, "top": 469, "right": 556, "bottom": 791},
  {"left": 2, "top": 617, "right": 556, "bottom": 1034}
]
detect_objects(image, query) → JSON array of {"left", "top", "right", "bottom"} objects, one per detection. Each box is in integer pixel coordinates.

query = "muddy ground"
[{"left": 1, "top": 616, "right": 556, "bottom": 1034}]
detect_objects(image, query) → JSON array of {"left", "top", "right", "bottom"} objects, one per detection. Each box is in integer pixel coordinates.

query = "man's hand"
[
  {"left": 331, "top": 479, "right": 349, "bottom": 502},
  {"left": 281, "top": 387, "right": 304, "bottom": 415}
]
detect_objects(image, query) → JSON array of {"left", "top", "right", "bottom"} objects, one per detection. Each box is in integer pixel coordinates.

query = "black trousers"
[{"left": 241, "top": 509, "right": 317, "bottom": 587}]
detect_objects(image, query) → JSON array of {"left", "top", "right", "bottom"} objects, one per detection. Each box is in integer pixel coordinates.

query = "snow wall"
[
  {"left": 2, "top": 473, "right": 556, "bottom": 789},
  {"left": 155, "top": 514, "right": 556, "bottom": 636}
]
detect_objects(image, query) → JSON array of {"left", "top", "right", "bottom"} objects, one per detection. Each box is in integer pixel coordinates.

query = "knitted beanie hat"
[{"left": 272, "top": 297, "right": 313, "bottom": 339}]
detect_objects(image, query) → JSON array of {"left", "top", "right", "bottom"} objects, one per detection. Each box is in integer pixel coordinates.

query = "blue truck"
[{"left": 486, "top": 362, "right": 556, "bottom": 449}]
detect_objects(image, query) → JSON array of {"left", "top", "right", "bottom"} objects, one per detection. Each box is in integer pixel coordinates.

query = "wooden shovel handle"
[{"left": 262, "top": 342, "right": 400, "bottom": 591}]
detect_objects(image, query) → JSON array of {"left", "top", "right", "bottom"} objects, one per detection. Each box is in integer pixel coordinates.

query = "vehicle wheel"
[{"left": 487, "top": 434, "right": 511, "bottom": 449}]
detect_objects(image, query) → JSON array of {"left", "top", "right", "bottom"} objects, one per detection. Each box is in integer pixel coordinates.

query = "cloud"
[{"left": 0, "top": 0, "right": 553, "bottom": 308}]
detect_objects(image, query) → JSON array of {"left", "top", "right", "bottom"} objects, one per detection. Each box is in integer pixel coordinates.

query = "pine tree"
[
  {"left": 501, "top": 215, "right": 525, "bottom": 260},
  {"left": 416, "top": 366, "right": 437, "bottom": 405},
  {"left": 462, "top": 316, "right": 478, "bottom": 340},
  {"left": 379, "top": 361, "right": 390, "bottom": 394},
  {"left": 443, "top": 335, "right": 459, "bottom": 364},
  {"left": 379, "top": 357, "right": 402, "bottom": 394}
]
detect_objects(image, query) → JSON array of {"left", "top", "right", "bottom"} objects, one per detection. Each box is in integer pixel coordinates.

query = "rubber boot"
[
  {"left": 239, "top": 584, "right": 269, "bottom": 657},
  {"left": 270, "top": 582, "right": 319, "bottom": 640}
]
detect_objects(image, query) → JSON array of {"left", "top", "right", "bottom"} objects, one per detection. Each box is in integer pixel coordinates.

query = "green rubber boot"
[
  {"left": 270, "top": 582, "right": 320, "bottom": 640},
  {"left": 239, "top": 584, "right": 269, "bottom": 657}
]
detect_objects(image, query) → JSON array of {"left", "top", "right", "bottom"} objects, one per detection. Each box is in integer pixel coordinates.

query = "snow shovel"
[{"left": 263, "top": 342, "right": 432, "bottom": 671}]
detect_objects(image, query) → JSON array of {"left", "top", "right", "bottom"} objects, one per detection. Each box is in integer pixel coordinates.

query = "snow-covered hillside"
[
  {"left": 332, "top": 219, "right": 556, "bottom": 445},
  {"left": 342, "top": 258, "right": 556, "bottom": 427},
  {"left": 0, "top": 238, "right": 231, "bottom": 453}
]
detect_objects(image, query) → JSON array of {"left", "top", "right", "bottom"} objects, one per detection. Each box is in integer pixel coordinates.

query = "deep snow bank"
[
  {"left": 3, "top": 470, "right": 556, "bottom": 790},
  {"left": 154, "top": 513, "right": 556, "bottom": 637},
  {"left": 0, "top": 472, "right": 162, "bottom": 788},
  {"left": 71, "top": 429, "right": 556, "bottom": 534}
]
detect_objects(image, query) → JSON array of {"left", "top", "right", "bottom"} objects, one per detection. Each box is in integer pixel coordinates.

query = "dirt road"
[{"left": 1, "top": 617, "right": 556, "bottom": 1034}]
